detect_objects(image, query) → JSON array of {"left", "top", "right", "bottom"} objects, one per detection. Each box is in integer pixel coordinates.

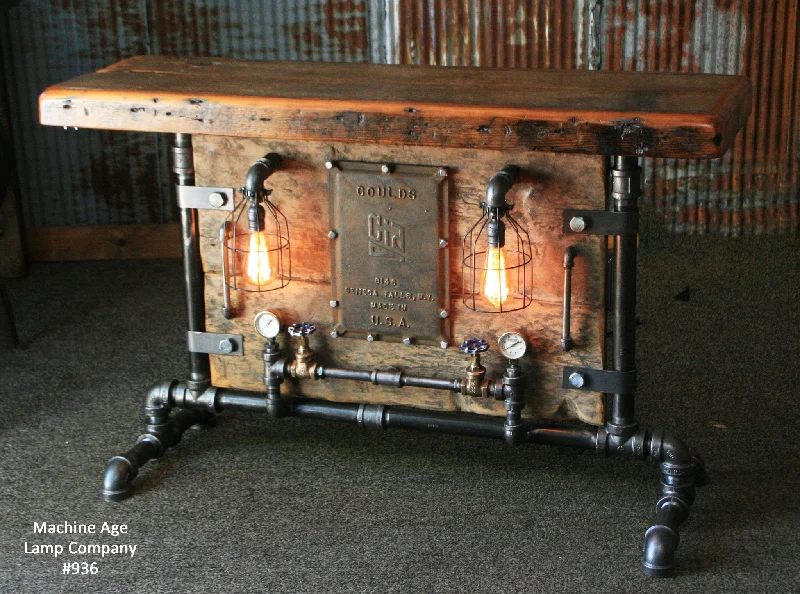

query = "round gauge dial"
[
  {"left": 498, "top": 332, "right": 527, "bottom": 360},
  {"left": 254, "top": 311, "right": 281, "bottom": 339}
]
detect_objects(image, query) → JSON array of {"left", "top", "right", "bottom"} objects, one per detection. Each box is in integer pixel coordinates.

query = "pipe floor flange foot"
[
  {"left": 101, "top": 456, "right": 136, "bottom": 503},
  {"left": 642, "top": 524, "right": 679, "bottom": 578}
]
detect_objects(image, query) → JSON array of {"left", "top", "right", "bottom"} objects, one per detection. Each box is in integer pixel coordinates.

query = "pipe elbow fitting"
[
  {"left": 101, "top": 456, "right": 136, "bottom": 503},
  {"left": 659, "top": 432, "right": 692, "bottom": 466},
  {"left": 144, "top": 380, "right": 178, "bottom": 412},
  {"left": 485, "top": 165, "right": 521, "bottom": 208},
  {"left": 244, "top": 153, "right": 282, "bottom": 196},
  {"left": 642, "top": 524, "right": 680, "bottom": 577}
]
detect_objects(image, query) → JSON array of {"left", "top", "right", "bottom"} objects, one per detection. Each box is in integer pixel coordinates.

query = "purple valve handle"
[
  {"left": 459, "top": 338, "right": 489, "bottom": 355},
  {"left": 288, "top": 322, "right": 316, "bottom": 337}
]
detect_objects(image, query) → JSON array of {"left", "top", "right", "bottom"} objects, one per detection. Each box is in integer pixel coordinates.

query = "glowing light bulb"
[
  {"left": 246, "top": 231, "right": 272, "bottom": 285},
  {"left": 482, "top": 246, "right": 511, "bottom": 308}
]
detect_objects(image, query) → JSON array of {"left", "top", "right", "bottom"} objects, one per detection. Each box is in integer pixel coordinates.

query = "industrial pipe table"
[{"left": 40, "top": 57, "right": 751, "bottom": 577}]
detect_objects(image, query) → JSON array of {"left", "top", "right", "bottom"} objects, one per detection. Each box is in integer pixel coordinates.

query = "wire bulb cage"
[
  {"left": 222, "top": 186, "right": 291, "bottom": 297},
  {"left": 462, "top": 201, "right": 533, "bottom": 314}
]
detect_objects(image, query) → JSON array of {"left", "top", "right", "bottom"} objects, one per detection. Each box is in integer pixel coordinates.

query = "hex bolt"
[
  {"left": 568, "top": 372, "right": 585, "bottom": 388},
  {"left": 402, "top": 337, "right": 413, "bottom": 346},
  {"left": 367, "top": 334, "right": 375, "bottom": 342},
  {"left": 440, "top": 341, "right": 448, "bottom": 349},
  {"left": 328, "top": 230, "right": 338, "bottom": 239},
  {"left": 208, "top": 192, "right": 226, "bottom": 208},
  {"left": 330, "top": 329, "right": 339, "bottom": 338},
  {"left": 325, "top": 161, "right": 334, "bottom": 170},
  {"left": 439, "top": 238, "right": 448, "bottom": 248},
  {"left": 330, "top": 300, "right": 339, "bottom": 308},
  {"left": 439, "top": 310, "right": 448, "bottom": 319},
  {"left": 218, "top": 338, "right": 236, "bottom": 355},
  {"left": 569, "top": 216, "right": 587, "bottom": 233},
  {"left": 438, "top": 168, "right": 448, "bottom": 177},
  {"left": 381, "top": 164, "right": 391, "bottom": 174}
]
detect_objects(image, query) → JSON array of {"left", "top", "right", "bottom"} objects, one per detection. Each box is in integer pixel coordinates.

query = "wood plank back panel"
[
  {"left": 195, "top": 137, "right": 606, "bottom": 425},
  {"left": 40, "top": 56, "right": 751, "bottom": 159}
]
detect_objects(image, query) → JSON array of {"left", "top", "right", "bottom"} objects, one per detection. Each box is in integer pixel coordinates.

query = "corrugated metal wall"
[
  {"left": 395, "top": 0, "right": 799, "bottom": 235},
  {"left": 397, "top": 0, "right": 594, "bottom": 68},
  {"left": 1, "top": 1, "right": 797, "bottom": 234},
  {"left": 0, "top": 0, "right": 388, "bottom": 228},
  {"left": 601, "top": 0, "right": 799, "bottom": 234},
  {"left": 0, "top": 2, "right": 158, "bottom": 227}
]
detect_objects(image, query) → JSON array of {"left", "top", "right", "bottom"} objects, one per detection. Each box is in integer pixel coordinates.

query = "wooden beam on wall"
[{"left": 26, "top": 224, "right": 181, "bottom": 261}]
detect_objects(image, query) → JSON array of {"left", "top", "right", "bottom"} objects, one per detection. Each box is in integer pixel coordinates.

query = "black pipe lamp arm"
[
  {"left": 244, "top": 153, "right": 282, "bottom": 197},
  {"left": 485, "top": 165, "right": 521, "bottom": 209}
]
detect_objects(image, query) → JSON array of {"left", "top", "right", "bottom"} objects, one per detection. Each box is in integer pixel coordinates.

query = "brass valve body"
[{"left": 461, "top": 354, "right": 489, "bottom": 398}]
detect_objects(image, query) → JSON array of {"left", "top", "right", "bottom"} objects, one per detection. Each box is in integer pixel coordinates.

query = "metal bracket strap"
[
  {"left": 187, "top": 331, "right": 244, "bottom": 356},
  {"left": 176, "top": 185, "right": 235, "bottom": 211},
  {"left": 562, "top": 210, "right": 639, "bottom": 236},
  {"left": 562, "top": 367, "right": 636, "bottom": 393}
]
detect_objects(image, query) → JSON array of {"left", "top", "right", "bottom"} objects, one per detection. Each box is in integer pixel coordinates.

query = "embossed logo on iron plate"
[{"left": 329, "top": 161, "right": 449, "bottom": 344}]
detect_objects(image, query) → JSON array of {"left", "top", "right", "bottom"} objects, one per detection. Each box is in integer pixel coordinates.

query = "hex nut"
[
  {"left": 367, "top": 334, "right": 375, "bottom": 342},
  {"left": 208, "top": 192, "right": 227, "bottom": 208},
  {"left": 328, "top": 230, "right": 338, "bottom": 239},
  {"left": 568, "top": 372, "right": 585, "bottom": 388},
  {"left": 569, "top": 216, "right": 587, "bottom": 233},
  {"left": 330, "top": 300, "right": 339, "bottom": 308},
  {"left": 439, "top": 310, "right": 448, "bottom": 319},
  {"left": 330, "top": 330, "right": 339, "bottom": 338},
  {"left": 438, "top": 168, "right": 448, "bottom": 177},
  {"left": 402, "top": 337, "right": 413, "bottom": 346},
  {"left": 325, "top": 161, "right": 334, "bottom": 170},
  {"left": 440, "top": 341, "right": 448, "bottom": 349},
  {"left": 381, "top": 164, "right": 391, "bottom": 174},
  {"left": 439, "top": 238, "right": 448, "bottom": 248}
]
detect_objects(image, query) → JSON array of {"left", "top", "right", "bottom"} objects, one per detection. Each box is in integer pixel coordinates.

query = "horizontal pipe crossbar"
[{"left": 213, "top": 387, "right": 598, "bottom": 446}]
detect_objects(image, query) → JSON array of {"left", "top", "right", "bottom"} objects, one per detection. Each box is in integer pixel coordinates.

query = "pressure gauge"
[
  {"left": 254, "top": 311, "right": 281, "bottom": 339},
  {"left": 498, "top": 332, "right": 527, "bottom": 360}
]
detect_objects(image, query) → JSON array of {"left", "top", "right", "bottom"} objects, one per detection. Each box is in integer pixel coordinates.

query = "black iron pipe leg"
[
  {"left": 608, "top": 155, "right": 640, "bottom": 438},
  {"left": 102, "top": 381, "right": 214, "bottom": 501},
  {"left": 643, "top": 492, "right": 691, "bottom": 577},
  {"left": 102, "top": 438, "right": 160, "bottom": 502},
  {"left": 596, "top": 426, "right": 703, "bottom": 576},
  {"left": 602, "top": 156, "right": 704, "bottom": 576},
  {"left": 173, "top": 133, "right": 211, "bottom": 393},
  {"left": 644, "top": 430, "right": 701, "bottom": 577},
  {"left": 101, "top": 407, "right": 209, "bottom": 502},
  {"left": 102, "top": 134, "right": 218, "bottom": 502}
]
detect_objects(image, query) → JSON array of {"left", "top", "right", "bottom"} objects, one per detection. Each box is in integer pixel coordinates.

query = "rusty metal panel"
[
  {"left": 395, "top": 0, "right": 799, "bottom": 236},
  {"left": 396, "top": 0, "right": 589, "bottom": 68},
  {"left": 148, "top": 0, "right": 374, "bottom": 61},
  {"left": 329, "top": 161, "right": 449, "bottom": 344}
]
